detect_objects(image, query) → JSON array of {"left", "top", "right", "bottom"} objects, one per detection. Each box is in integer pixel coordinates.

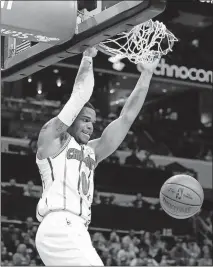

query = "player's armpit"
[
  {"left": 37, "top": 117, "right": 69, "bottom": 148},
  {"left": 88, "top": 115, "right": 132, "bottom": 164}
]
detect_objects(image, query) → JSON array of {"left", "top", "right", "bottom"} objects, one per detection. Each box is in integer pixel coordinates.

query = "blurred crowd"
[
  {"left": 92, "top": 228, "right": 212, "bottom": 266},
  {"left": 1, "top": 219, "right": 41, "bottom": 266},
  {"left": 2, "top": 96, "right": 212, "bottom": 161},
  {"left": 2, "top": 178, "right": 166, "bottom": 211},
  {"left": 1, "top": 178, "right": 212, "bottom": 266},
  {"left": 1, "top": 217, "right": 212, "bottom": 266}
]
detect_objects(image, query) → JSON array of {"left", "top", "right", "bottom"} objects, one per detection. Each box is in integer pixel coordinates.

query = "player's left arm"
[{"left": 89, "top": 58, "right": 160, "bottom": 164}]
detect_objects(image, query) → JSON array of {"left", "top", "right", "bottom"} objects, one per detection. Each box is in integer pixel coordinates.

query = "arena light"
[
  {"left": 37, "top": 81, "right": 42, "bottom": 94},
  {"left": 28, "top": 76, "right": 32, "bottom": 83},
  {"left": 191, "top": 39, "right": 199, "bottom": 48},
  {"left": 56, "top": 77, "right": 62, "bottom": 87},
  {"left": 53, "top": 69, "right": 59, "bottom": 74}
]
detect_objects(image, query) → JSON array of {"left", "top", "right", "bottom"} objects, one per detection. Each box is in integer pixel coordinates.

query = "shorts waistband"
[{"left": 44, "top": 210, "right": 89, "bottom": 228}]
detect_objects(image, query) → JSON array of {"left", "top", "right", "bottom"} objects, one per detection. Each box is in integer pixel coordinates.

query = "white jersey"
[{"left": 36, "top": 135, "right": 96, "bottom": 226}]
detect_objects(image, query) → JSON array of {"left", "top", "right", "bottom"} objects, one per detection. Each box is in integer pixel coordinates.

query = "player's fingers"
[{"left": 84, "top": 47, "right": 98, "bottom": 57}]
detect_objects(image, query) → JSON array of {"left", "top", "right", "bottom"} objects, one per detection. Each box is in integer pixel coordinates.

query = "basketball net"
[{"left": 98, "top": 20, "right": 178, "bottom": 64}]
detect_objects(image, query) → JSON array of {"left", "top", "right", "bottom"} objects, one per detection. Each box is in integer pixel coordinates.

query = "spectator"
[
  {"left": 117, "top": 240, "right": 136, "bottom": 266},
  {"left": 34, "top": 254, "right": 43, "bottom": 266},
  {"left": 146, "top": 257, "right": 159, "bottom": 266},
  {"left": 29, "top": 259, "right": 37, "bottom": 266},
  {"left": 102, "top": 195, "right": 115, "bottom": 205},
  {"left": 132, "top": 236, "right": 140, "bottom": 254},
  {"left": 149, "top": 237, "right": 167, "bottom": 263},
  {"left": 188, "top": 257, "right": 197, "bottom": 266},
  {"left": 110, "top": 194, "right": 116, "bottom": 205},
  {"left": 204, "top": 150, "right": 212, "bottom": 161},
  {"left": 135, "top": 200, "right": 143, "bottom": 208},
  {"left": 109, "top": 246, "right": 120, "bottom": 266},
  {"left": 132, "top": 193, "right": 143, "bottom": 208},
  {"left": 205, "top": 216, "right": 212, "bottom": 234},
  {"left": 108, "top": 230, "right": 121, "bottom": 256},
  {"left": 1, "top": 241, "right": 12, "bottom": 262},
  {"left": 138, "top": 230, "right": 145, "bottom": 244},
  {"left": 108, "top": 151, "right": 120, "bottom": 164},
  {"left": 125, "top": 148, "right": 142, "bottom": 167},
  {"left": 122, "top": 229, "right": 135, "bottom": 244},
  {"left": 27, "top": 226, "right": 38, "bottom": 240},
  {"left": 28, "top": 134, "right": 38, "bottom": 154},
  {"left": 186, "top": 240, "right": 201, "bottom": 259},
  {"left": 24, "top": 217, "right": 34, "bottom": 232},
  {"left": 143, "top": 232, "right": 152, "bottom": 247},
  {"left": 122, "top": 230, "right": 140, "bottom": 255},
  {"left": 92, "top": 232, "right": 107, "bottom": 256},
  {"left": 22, "top": 233, "right": 36, "bottom": 259},
  {"left": 198, "top": 250, "right": 212, "bottom": 266},
  {"left": 170, "top": 240, "right": 189, "bottom": 265},
  {"left": 105, "top": 254, "right": 113, "bottom": 266},
  {"left": 159, "top": 254, "right": 169, "bottom": 266},
  {"left": 131, "top": 247, "right": 149, "bottom": 266},
  {"left": 197, "top": 213, "right": 212, "bottom": 243},
  {"left": 130, "top": 251, "right": 146, "bottom": 266},
  {"left": 93, "top": 190, "right": 101, "bottom": 205},
  {"left": 23, "top": 181, "right": 37, "bottom": 198},
  {"left": 2, "top": 224, "right": 21, "bottom": 254},
  {"left": 109, "top": 230, "right": 120, "bottom": 243},
  {"left": 202, "top": 244, "right": 211, "bottom": 255},
  {"left": 4, "top": 179, "right": 23, "bottom": 197},
  {"left": 12, "top": 244, "right": 31, "bottom": 266},
  {"left": 141, "top": 151, "right": 156, "bottom": 168},
  {"left": 128, "top": 135, "right": 139, "bottom": 151},
  {"left": 101, "top": 248, "right": 111, "bottom": 265},
  {"left": 1, "top": 260, "right": 10, "bottom": 266},
  {"left": 154, "top": 231, "right": 161, "bottom": 241}
]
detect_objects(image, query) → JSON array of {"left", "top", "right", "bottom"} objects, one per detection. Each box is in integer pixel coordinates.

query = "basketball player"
[{"left": 35, "top": 47, "right": 160, "bottom": 266}]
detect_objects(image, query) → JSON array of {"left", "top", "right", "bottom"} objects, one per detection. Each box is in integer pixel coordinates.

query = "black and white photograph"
[{"left": 1, "top": 0, "right": 213, "bottom": 266}]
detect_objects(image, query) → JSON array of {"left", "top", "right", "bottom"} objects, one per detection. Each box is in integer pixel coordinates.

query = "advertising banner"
[{"left": 137, "top": 59, "right": 213, "bottom": 85}]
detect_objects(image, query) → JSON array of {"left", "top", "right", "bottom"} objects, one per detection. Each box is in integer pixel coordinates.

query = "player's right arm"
[{"left": 37, "top": 47, "right": 98, "bottom": 159}]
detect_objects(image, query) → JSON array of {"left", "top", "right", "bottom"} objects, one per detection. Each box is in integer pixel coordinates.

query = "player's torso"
[{"left": 36, "top": 135, "right": 96, "bottom": 225}]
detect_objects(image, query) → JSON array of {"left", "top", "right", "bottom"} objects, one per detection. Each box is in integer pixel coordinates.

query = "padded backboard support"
[{"left": 2, "top": 0, "right": 166, "bottom": 82}]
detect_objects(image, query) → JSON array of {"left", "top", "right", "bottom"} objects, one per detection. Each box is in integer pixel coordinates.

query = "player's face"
[{"left": 69, "top": 107, "right": 96, "bottom": 144}]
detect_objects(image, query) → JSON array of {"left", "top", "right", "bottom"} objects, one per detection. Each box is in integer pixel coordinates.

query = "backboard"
[{"left": 1, "top": 0, "right": 166, "bottom": 82}]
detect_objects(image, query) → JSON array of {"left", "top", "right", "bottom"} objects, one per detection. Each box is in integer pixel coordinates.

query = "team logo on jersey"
[{"left": 67, "top": 148, "right": 96, "bottom": 170}]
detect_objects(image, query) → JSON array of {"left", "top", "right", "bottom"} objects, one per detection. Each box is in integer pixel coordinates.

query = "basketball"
[{"left": 160, "top": 174, "right": 204, "bottom": 219}]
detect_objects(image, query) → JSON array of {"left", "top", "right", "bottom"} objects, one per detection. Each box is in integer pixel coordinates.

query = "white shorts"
[{"left": 35, "top": 211, "right": 104, "bottom": 266}]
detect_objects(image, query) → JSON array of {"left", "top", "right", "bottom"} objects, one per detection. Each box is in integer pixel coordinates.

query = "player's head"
[{"left": 68, "top": 102, "right": 96, "bottom": 144}]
